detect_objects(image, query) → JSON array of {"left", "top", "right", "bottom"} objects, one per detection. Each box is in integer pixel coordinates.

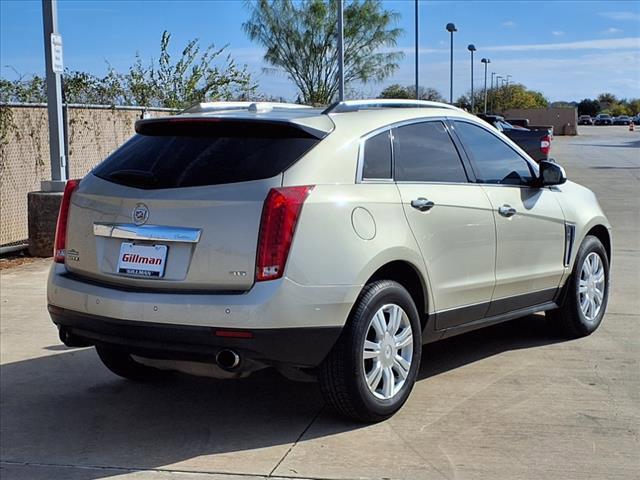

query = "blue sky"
[{"left": 1, "top": 0, "right": 639, "bottom": 102}]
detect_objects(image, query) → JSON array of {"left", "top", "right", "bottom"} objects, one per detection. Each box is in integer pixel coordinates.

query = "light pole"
[
  {"left": 337, "top": 0, "right": 344, "bottom": 101},
  {"left": 490, "top": 71, "right": 496, "bottom": 113},
  {"left": 446, "top": 23, "right": 457, "bottom": 103},
  {"left": 481, "top": 58, "right": 490, "bottom": 114},
  {"left": 506, "top": 74, "right": 512, "bottom": 87},
  {"left": 467, "top": 44, "right": 476, "bottom": 112},
  {"left": 415, "top": 0, "right": 419, "bottom": 99},
  {"left": 42, "top": 0, "right": 67, "bottom": 187}
]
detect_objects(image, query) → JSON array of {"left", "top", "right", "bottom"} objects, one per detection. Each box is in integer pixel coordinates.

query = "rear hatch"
[{"left": 64, "top": 118, "right": 322, "bottom": 291}]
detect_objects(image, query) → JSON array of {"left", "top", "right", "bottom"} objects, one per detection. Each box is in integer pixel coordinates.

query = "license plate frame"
[{"left": 117, "top": 242, "right": 168, "bottom": 278}]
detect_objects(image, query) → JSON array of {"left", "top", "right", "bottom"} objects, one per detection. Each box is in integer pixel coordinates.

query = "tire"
[
  {"left": 547, "top": 235, "right": 610, "bottom": 338},
  {"left": 319, "top": 280, "right": 422, "bottom": 422},
  {"left": 96, "top": 346, "right": 167, "bottom": 382}
]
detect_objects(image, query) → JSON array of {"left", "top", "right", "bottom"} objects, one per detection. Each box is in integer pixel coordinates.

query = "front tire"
[
  {"left": 319, "top": 280, "right": 422, "bottom": 422},
  {"left": 548, "top": 235, "right": 609, "bottom": 338},
  {"left": 96, "top": 346, "right": 167, "bottom": 382}
]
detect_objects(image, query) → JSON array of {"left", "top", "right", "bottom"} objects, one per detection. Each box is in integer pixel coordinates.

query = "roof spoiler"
[{"left": 181, "top": 101, "right": 312, "bottom": 114}]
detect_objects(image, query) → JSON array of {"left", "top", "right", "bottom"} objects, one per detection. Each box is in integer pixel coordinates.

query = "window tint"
[
  {"left": 453, "top": 121, "right": 533, "bottom": 185},
  {"left": 93, "top": 120, "right": 319, "bottom": 189},
  {"left": 362, "top": 131, "right": 392, "bottom": 179},
  {"left": 393, "top": 121, "right": 468, "bottom": 183}
]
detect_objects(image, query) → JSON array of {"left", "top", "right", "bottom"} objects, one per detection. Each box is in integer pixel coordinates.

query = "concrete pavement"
[{"left": 1, "top": 126, "right": 639, "bottom": 480}]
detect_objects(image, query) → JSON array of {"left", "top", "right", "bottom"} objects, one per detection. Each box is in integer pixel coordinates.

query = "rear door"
[
  {"left": 390, "top": 120, "right": 496, "bottom": 329},
  {"left": 451, "top": 120, "right": 565, "bottom": 315},
  {"left": 64, "top": 119, "right": 320, "bottom": 291}
]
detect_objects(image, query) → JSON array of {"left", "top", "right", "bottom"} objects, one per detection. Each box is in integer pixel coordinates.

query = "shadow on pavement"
[{"left": 1, "top": 313, "right": 564, "bottom": 480}]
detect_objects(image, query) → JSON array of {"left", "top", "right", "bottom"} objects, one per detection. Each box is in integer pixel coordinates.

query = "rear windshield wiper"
[{"left": 106, "top": 169, "right": 159, "bottom": 188}]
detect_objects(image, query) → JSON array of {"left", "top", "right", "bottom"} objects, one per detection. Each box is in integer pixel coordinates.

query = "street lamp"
[
  {"left": 481, "top": 58, "right": 490, "bottom": 114},
  {"left": 490, "top": 71, "right": 497, "bottom": 113},
  {"left": 446, "top": 23, "right": 457, "bottom": 103},
  {"left": 467, "top": 44, "right": 476, "bottom": 112},
  {"left": 506, "top": 74, "right": 512, "bottom": 87}
]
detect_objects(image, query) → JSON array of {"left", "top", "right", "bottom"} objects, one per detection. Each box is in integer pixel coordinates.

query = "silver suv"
[{"left": 48, "top": 100, "right": 611, "bottom": 421}]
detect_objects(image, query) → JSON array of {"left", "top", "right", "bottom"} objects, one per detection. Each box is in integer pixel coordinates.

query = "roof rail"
[
  {"left": 181, "top": 101, "right": 312, "bottom": 114},
  {"left": 322, "top": 99, "right": 464, "bottom": 114}
]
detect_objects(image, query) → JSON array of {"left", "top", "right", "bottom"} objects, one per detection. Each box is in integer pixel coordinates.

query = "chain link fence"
[{"left": 0, "top": 104, "right": 176, "bottom": 247}]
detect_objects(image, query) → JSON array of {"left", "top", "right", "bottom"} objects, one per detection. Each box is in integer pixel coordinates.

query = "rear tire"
[
  {"left": 547, "top": 235, "right": 609, "bottom": 338},
  {"left": 319, "top": 280, "right": 422, "bottom": 422},
  {"left": 96, "top": 346, "right": 166, "bottom": 382}
]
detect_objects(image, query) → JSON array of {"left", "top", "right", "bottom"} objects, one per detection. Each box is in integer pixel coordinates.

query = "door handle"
[
  {"left": 498, "top": 204, "right": 517, "bottom": 217},
  {"left": 410, "top": 197, "right": 435, "bottom": 212}
]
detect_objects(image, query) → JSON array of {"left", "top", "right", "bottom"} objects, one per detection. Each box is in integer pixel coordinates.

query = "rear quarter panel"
[{"left": 284, "top": 183, "right": 433, "bottom": 313}]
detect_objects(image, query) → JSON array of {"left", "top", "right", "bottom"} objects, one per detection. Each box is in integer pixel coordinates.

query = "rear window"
[{"left": 93, "top": 120, "right": 320, "bottom": 189}]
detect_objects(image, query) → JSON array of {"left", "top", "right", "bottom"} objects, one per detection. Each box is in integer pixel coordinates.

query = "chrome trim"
[
  {"left": 564, "top": 223, "right": 576, "bottom": 266},
  {"left": 324, "top": 99, "right": 464, "bottom": 114},
  {"left": 93, "top": 223, "right": 202, "bottom": 243}
]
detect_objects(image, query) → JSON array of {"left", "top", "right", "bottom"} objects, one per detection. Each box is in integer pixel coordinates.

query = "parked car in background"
[
  {"left": 594, "top": 114, "right": 613, "bottom": 125},
  {"left": 578, "top": 115, "right": 594, "bottom": 125},
  {"left": 613, "top": 115, "right": 632, "bottom": 126},
  {"left": 477, "top": 114, "right": 552, "bottom": 163},
  {"left": 47, "top": 99, "right": 612, "bottom": 422}
]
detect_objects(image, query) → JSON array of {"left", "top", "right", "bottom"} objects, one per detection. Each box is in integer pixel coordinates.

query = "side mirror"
[{"left": 537, "top": 160, "right": 567, "bottom": 187}]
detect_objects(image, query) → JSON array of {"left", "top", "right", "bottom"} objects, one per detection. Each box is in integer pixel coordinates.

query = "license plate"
[{"left": 117, "top": 243, "right": 167, "bottom": 278}]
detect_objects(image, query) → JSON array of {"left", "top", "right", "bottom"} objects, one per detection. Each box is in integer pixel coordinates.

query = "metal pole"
[
  {"left": 490, "top": 72, "right": 495, "bottom": 113},
  {"left": 483, "top": 61, "right": 488, "bottom": 114},
  {"left": 470, "top": 50, "right": 474, "bottom": 112},
  {"left": 446, "top": 23, "right": 456, "bottom": 104},
  {"left": 414, "top": 0, "right": 419, "bottom": 99},
  {"left": 449, "top": 32, "right": 454, "bottom": 103},
  {"left": 337, "top": 0, "right": 345, "bottom": 102},
  {"left": 42, "top": 0, "right": 67, "bottom": 187},
  {"left": 468, "top": 44, "right": 476, "bottom": 113}
]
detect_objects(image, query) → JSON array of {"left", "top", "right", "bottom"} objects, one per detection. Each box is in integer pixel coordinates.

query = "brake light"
[
  {"left": 53, "top": 179, "right": 80, "bottom": 263},
  {"left": 256, "top": 186, "right": 314, "bottom": 281},
  {"left": 540, "top": 135, "right": 551, "bottom": 156}
]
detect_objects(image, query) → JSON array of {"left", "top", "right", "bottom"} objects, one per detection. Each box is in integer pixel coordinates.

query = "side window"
[
  {"left": 453, "top": 121, "right": 533, "bottom": 185},
  {"left": 393, "top": 121, "right": 468, "bottom": 183},
  {"left": 362, "top": 130, "right": 392, "bottom": 179}
]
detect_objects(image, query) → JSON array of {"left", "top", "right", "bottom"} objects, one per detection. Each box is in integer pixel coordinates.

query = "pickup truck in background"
[{"left": 477, "top": 114, "right": 552, "bottom": 163}]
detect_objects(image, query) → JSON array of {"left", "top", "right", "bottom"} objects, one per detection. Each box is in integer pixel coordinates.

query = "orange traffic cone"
[{"left": 631, "top": 122, "right": 635, "bottom": 132}]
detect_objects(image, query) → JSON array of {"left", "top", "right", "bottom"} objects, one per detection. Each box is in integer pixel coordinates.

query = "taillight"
[
  {"left": 540, "top": 135, "right": 551, "bottom": 156},
  {"left": 256, "top": 185, "right": 314, "bottom": 281},
  {"left": 53, "top": 179, "right": 80, "bottom": 263}
]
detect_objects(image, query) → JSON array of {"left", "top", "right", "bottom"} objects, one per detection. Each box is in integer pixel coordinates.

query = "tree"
[
  {"left": 243, "top": 0, "right": 403, "bottom": 105},
  {"left": 150, "top": 31, "right": 256, "bottom": 109},
  {"left": 379, "top": 83, "right": 409, "bottom": 99},
  {"left": 484, "top": 83, "right": 548, "bottom": 113},
  {"left": 577, "top": 98, "right": 600, "bottom": 117},
  {"left": 597, "top": 93, "right": 617, "bottom": 110},
  {"left": 0, "top": 32, "right": 256, "bottom": 109},
  {"left": 378, "top": 84, "right": 444, "bottom": 102}
]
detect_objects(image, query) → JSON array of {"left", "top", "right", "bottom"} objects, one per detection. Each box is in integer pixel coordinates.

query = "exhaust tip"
[{"left": 216, "top": 349, "right": 241, "bottom": 370}]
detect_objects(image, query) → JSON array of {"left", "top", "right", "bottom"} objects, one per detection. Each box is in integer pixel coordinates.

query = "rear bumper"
[
  {"left": 47, "top": 263, "right": 361, "bottom": 366},
  {"left": 49, "top": 305, "right": 341, "bottom": 367}
]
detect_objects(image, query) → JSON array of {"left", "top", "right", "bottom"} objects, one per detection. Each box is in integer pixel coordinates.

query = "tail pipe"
[{"left": 216, "top": 349, "right": 241, "bottom": 370}]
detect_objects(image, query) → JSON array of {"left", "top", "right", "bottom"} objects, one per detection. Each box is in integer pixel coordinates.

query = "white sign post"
[{"left": 51, "top": 33, "right": 64, "bottom": 74}]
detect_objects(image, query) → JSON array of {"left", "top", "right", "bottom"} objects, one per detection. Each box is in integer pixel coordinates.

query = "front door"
[{"left": 452, "top": 120, "right": 565, "bottom": 316}]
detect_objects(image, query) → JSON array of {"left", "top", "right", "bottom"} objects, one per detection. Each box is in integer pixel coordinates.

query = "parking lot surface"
[{"left": 1, "top": 126, "right": 639, "bottom": 480}]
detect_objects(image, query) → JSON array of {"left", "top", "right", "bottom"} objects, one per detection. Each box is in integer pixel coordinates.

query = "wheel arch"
[
  {"left": 364, "top": 260, "right": 429, "bottom": 331},
  {"left": 585, "top": 224, "right": 611, "bottom": 261}
]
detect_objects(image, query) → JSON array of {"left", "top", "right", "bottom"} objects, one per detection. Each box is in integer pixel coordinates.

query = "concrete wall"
[
  {"left": 0, "top": 105, "right": 175, "bottom": 247},
  {"left": 503, "top": 107, "right": 578, "bottom": 136}
]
